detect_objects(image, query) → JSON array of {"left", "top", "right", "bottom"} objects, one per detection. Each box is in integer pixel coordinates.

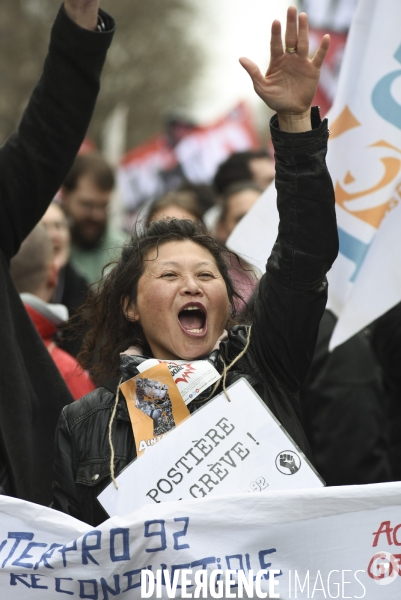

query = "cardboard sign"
[
  {"left": 120, "top": 363, "right": 190, "bottom": 456},
  {"left": 98, "top": 378, "right": 324, "bottom": 518},
  {"left": 136, "top": 359, "right": 220, "bottom": 404}
]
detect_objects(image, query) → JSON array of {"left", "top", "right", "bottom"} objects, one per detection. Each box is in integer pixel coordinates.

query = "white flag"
[
  {"left": 324, "top": 0, "right": 401, "bottom": 348},
  {"left": 228, "top": 0, "right": 401, "bottom": 349}
]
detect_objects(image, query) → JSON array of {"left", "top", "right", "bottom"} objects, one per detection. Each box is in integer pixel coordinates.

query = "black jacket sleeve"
[
  {"left": 250, "top": 107, "right": 339, "bottom": 392},
  {"left": 0, "top": 6, "right": 115, "bottom": 259},
  {"left": 300, "top": 310, "right": 392, "bottom": 485}
]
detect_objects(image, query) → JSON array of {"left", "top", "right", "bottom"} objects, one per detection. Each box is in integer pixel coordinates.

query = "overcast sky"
[{"left": 188, "top": 0, "right": 292, "bottom": 125}]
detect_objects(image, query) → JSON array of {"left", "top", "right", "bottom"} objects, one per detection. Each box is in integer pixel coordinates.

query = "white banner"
[
  {"left": 98, "top": 379, "right": 323, "bottom": 518},
  {"left": 228, "top": 0, "right": 401, "bottom": 349},
  {"left": 1, "top": 483, "right": 401, "bottom": 598}
]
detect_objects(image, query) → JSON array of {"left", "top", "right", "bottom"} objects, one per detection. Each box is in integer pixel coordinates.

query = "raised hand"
[
  {"left": 64, "top": 0, "right": 100, "bottom": 30},
  {"left": 239, "top": 6, "right": 330, "bottom": 132}
]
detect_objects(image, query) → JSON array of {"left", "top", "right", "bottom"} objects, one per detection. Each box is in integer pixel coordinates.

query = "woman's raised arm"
[
  {"left": 242, "top": 7, "right": 338, "bottom": 396},
  {"left": 240, "top": 5, "right": 330, "bottom": 132}
]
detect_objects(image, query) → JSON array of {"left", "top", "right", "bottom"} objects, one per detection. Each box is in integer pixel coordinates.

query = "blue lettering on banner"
[
  {"left": 190, "top": 556, "right": 216, "bottom": 570},
  {"left": 225, "top": 554, "right": 246, "bottom": 587},
  {"left": 0, "top": 520, "right": 281, "bottom": 597},
  {"left": 34, "top": 543, "right": 63, "bottom": 570},
  {"left": 259, "top": 548, "right": 282, "bottom": 580},
  {"left": 82, "top": 531, "right": 102, "bottom": 566},
  {"left": 10, "top": 573, "right": 31, "bottom": 588},
  {"left": 142, "top": 557, "right": 218, "bottom": 589},
  {"left": 172, "top": 517, "right": 190, "bottom": 550},
  {"left": 144, "top": 520, "right": 167, "bottom": 553},
  {"left": 144, "top": 517, "right": 191, "bottom": 553},
  {"left": 100, "top": 574, "right": 120, "bottom": 598},
  {"left": 372, "top": 45, "right": 401, "bottom": 130},
  {"left": 171, "top": 563, "right": 191, "bottom": 589},
  {"left": 30, "top": 574, "right": 49, "bottom": 589},
  {"left": 338, "top": 227, "right": 370, "bottom": 282},
  {"left": 2, "top": 532, "right": 34, "bottom": 568},
  {"left": 55, "top": 577, "right": 74, "bottom": 595},
  {"left": 109, "top": 528, "right": 130, "bottom": 562},
  {"left": 10, "top": 573, "right": 49, "bottom": 589},
  {"left": 223, "top": 550, "right": 282, "bottom": 586},
  {"left": 12, "top": 541, "right": 47, "bottom": 568},
  {"left": 122, "top": 566, "right": 153, "bottom": 591},
  {"left": 226, "top": 553, "right": 244, "bottom": 571},
  {"left": 79, "top": 578, "right": 98, "bottom": 599},
  {"left": 58, "top": 539, "right": 78, "bottom": 568}
]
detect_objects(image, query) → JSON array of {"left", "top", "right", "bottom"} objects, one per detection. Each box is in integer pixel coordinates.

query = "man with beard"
[{"left": 61, "top": 152, "right": 126, "bottom": 284}]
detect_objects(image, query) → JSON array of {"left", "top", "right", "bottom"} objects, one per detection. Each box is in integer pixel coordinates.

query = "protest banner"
[
  {"left": 227, "top": 0, "right": 401, "bottom": 350},
  {"left": 98, "top": 379, "right": 323, "bottom": 519},
  {"left": 1, "top": 482, "right": 401, "bottom": 598},
  {"left": 118, "top": 102, "right": 257, "bottom": 213}
]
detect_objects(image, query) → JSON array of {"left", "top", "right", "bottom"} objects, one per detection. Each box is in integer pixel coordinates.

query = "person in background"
[
  {"left": 211, "top": 181, "right": 263, "bottom": 309},
  {"left": 11, "top": 225, "right": 96, "bottom": 400},
  {"left": 179, "top": 182, "right": 217, "bottom": 216},
  {"left": 61, "top": 152, "right": 125, "bottom": 284},
  {"left": 215, "top": 181, "right": 263, "bottom": 244},
  {"left": 205, "top": 151, "right": 272, "bottom": 232},
  {"left": 213, "top": 149, "right": 275, "bottom": 195},
  {"left": 0, "top": 0, "right": 114, "bottom": 504},
  {"left": 41, "top": 201, "right": 89, "bottom": 357},
  {"left": 145, "top": 190, "right": 204, "bottom": 227},
  {"left": 41, "top": 201, "right": 88, "bottom": 315}
]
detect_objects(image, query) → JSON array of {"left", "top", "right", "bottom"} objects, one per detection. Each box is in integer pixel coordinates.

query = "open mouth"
[{"left": 178, "top": 304, "right": 207, "bottom": 335}]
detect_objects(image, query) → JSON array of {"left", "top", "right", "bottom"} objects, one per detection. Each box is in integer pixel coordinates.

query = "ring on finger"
[{"left": 285, "top": 46, "right": 297, "bottom": 53}]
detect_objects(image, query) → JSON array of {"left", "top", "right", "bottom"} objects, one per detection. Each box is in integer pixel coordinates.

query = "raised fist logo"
[{"left": 275, "top": 450, "right": 301, "bottom": 475}]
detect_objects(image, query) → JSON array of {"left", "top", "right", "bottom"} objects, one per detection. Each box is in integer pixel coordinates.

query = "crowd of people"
[{"left": 1, "top": 1, "right": 399, "bottom": 534}]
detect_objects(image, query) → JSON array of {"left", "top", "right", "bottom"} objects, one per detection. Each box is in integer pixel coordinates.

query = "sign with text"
[{"left": 98, "top": 378, "right": 323, "bottom": 519}]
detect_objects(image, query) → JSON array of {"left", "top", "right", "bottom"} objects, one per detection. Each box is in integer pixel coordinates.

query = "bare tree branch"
[{"left": 0, "top": 0, "right": 202, "bottom": 148}]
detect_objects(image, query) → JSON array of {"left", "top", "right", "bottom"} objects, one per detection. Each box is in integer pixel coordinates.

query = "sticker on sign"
[{"left": 136, "top": 359, "right": 220, "bottom": 404}]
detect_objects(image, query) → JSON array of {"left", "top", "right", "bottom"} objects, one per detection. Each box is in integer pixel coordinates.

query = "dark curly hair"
[{"left": 76, "top": 219, "right": 246, "bottom": 384}]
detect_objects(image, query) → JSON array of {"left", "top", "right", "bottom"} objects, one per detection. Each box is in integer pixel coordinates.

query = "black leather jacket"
[
  {"left": 52, "top": 108, "right": 338, "bottom": 526},
  {"left": 0, "top": 8, "right": 114, "bottom": 505}
]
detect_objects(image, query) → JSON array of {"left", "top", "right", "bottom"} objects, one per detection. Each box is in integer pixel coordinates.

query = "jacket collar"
[{"left": 118, "top": 330, "right": 230, "bottom": 383}]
